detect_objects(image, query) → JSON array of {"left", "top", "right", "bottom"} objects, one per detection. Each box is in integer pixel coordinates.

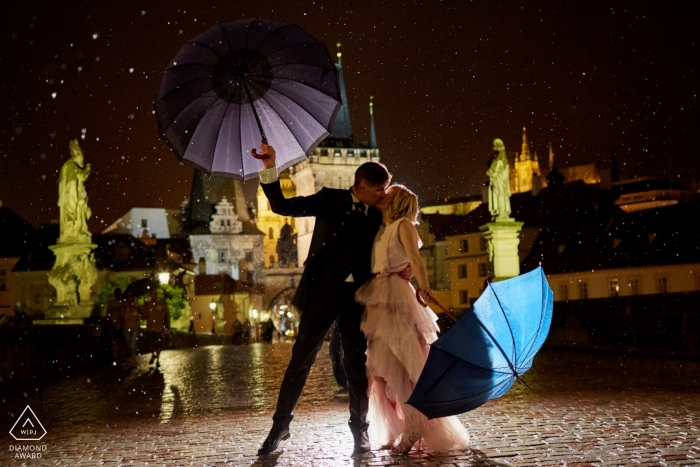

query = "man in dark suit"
[{"left": 257, "top": 143, "right": 391, "bottom": 455}]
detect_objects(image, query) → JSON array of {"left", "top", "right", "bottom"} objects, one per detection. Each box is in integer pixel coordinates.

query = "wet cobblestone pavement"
[{"left": 2, "top": 343, "right": 700, "bottom": 466}]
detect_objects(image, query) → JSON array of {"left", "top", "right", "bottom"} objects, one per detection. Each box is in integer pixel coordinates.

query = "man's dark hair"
[{"left": 354, "top": 161, "right": 391, "bottom": 187}]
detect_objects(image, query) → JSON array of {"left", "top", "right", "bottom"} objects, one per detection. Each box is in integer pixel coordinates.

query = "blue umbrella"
[{"left": 407, "top": 266, "right": 553, "bottom": 419}]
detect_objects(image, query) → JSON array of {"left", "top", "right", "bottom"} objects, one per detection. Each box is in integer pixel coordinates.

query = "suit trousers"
[{"left": 272, "top": 281, "right": 369, "bottom": 433}]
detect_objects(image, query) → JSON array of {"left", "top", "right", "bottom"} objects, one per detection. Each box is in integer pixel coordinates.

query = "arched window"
[{"left": 269, "top": 227, "right": 274, "bottom": 239}]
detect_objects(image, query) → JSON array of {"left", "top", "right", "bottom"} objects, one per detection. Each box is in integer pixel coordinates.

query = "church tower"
[
  {"left": 286, "top": 44, "right": 381, "bottom": 266},
  {"left": 509, "top": 127, "right": 542, "bottom": 194}
]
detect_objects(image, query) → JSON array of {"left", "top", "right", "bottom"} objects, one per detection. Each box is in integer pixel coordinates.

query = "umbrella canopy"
[
  {"left": 407, "top": 266, "right": 553, "bottom": 419},
  {"left": 154, "top": 18, "right": 342, "bottom": 179},
  {"left": 123, "top": 277, "right": 160, "bottom": 298}
]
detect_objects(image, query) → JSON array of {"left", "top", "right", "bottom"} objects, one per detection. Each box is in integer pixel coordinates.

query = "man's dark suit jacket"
[{"left": 261, "top": 180, "right": 382, "bottom": 313}]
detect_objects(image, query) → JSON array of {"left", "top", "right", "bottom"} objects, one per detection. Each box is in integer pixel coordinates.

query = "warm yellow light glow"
[
  {"left": 209, "top": 301, "right": 216, "bottom": 311},
  {"left": 158, "top": 272, "right": 170, "bottom": 285},
  {"left": 251, "top": 309, "right": 259, "bottom": 319},
  {"left": 286, "top": 312, "right": 292, "bottom": 318}
]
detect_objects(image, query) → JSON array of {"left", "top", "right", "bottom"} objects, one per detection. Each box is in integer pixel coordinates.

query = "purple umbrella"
[{"left": 154, "top": 18, "right": 341, "bottom": 179}]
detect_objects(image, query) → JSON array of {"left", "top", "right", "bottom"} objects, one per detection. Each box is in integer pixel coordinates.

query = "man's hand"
[
  {"left": 397, "top": 263, "right": 414, "bottom": 282},
  {"left": 259, "top": 143, "right": 277, "bottom": 169}
]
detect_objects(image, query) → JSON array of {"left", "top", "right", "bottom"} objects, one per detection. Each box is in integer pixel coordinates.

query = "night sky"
[{"left": 2, "top": 1, "right": 699, "bottom": 231}]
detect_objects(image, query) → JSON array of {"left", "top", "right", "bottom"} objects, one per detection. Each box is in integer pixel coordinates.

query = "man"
[
  {"left": 257, "top": 143, "right": 390, "bottom": 455},
  {"left": 105, "top": 288, "right": 126, "bottom": 364},
  {"left": 142, "top": 288, "right": 170, "bottom": 369}
]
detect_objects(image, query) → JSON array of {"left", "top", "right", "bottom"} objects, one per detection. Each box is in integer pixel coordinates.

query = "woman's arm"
[{"left": 397, "top": 219, "right": 433, "bottom": 300}]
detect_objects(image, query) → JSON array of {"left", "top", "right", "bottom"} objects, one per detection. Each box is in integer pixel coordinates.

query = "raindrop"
[
  {"left": 129, "top": 114, "right": 135, "bottom": 119},
  {"left": 141, "top": 10, "right": 146, "bottom": 15},
  {"left": 49, "top": 131, "right": 56, "bottom": 139},
  {"left": 52, "top": 92, "right": 57, "bottom": 99},
  {"left": 129, "top": 68, "right": 134, "bottom": 73},
  {"left": 82, "top": 128, "right": 87, "bottom": 134},
  {"left": 15, "top": 126, "right": 22, "bottom": 136},
  {"left": 95, "top": 57, "right": 101, "bottom": 62},
  {"left": 41, "top": 174, "right": 46, "bottom": 180},
  {"left": 77, "top": 66, "right": 83, "bottom": 72},
  {"left": 40, "top": 153, "right": 46, "bottom": 160},
  {"left": 92, "top": 33, "right": 99, "bottom": 40},
  {"left": 61, "top": 63, "right": 67, "bottom": 70}
]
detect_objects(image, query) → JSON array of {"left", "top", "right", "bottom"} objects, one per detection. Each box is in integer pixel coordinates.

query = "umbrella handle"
[
  {"left": 251, "top": 148, "right": 271, "bottom": 160},
  {"left": 416, "top": 289, "right": 458, "bottom": 322}
]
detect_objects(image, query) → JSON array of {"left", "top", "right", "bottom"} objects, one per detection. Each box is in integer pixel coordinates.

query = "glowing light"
[{"left": 158, "top": 272, "right": 170, "bottom": 285}]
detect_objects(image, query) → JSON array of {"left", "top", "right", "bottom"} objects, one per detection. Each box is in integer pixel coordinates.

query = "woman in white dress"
[{"left": 356, "top": 184, "right": 470, "bottom": 454}]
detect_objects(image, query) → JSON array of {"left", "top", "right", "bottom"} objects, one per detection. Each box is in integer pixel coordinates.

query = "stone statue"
[
  {"left": 486, "top": 138, "right": 512, "bottom": 221},
  {"left": 58, "top": 139, "right": 92, "bottom": 243},
  {"left": 44, "top": 140, "right": 98, "bottom": 320}
]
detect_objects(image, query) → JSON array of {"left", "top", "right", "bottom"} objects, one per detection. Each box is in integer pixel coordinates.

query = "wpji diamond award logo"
[{"left": 9, "top": 406, "right": 47, "bottom": 459}]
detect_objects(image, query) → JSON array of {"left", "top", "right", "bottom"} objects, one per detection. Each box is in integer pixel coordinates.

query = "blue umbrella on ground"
[
  {"left": 154, "top": 18, "right": 341, "bottom": 179},
  {"left": 408, "top": 266, "right": 553, "bottom": 419}
]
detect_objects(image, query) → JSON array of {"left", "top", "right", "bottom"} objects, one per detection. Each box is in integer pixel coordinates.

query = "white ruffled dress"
[{"left": 356, "top": 217, "right": 470, "bottom": 452}]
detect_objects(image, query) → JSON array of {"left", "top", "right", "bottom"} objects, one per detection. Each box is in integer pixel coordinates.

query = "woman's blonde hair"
[{"left": 387, "top": 184, "right": 419, "bottom": 224}]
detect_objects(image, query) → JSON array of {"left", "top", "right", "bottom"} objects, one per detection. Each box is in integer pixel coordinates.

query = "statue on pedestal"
[
  {"left": 44, "top": 140, "right": 98, "bottom": 321},
  {"left": 58, "top": 140, "right": 92, "bottom": 244},
  {"left": 486, "top": 138, "right": 512, "bottom": 221}
]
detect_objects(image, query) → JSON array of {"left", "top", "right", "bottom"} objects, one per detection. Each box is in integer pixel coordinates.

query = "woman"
[{"left": 356, "top": 184, "right": 470, "bottom": 454}]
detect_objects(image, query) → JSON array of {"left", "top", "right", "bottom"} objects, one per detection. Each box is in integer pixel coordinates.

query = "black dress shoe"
[
  {"left": 352, "top": 430, "right": 371, "bottom": 454},
  {"left": 258, "top": 426, "right": 290, "bottom": 455}
]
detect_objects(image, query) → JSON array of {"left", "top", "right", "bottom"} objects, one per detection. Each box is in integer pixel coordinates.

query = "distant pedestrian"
[
  {"left": 143, "top": 289, "right": 170, "bottom": 368},
  {"left": 232, "top": 319, "right": 243, "bottom": 345},
  {"left": 243, "top": 319, "right": 252, "bottom": 344},
  {"left": 105, "top": 288, "right": 126, "bottom": 364},
  {"left": 122, "top": 296, "right": 141, "bottom": 367},
  {"left": 262, "top": 318, "right": 276, "bottom": 343}
]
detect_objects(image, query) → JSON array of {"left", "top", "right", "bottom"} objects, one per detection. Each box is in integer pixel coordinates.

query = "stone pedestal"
[
  {"left": 480, "top": 220, "right": 524, "bottom": 282},
  {"left": 41, "top": 242, "right": 98, "bottom": 323}
]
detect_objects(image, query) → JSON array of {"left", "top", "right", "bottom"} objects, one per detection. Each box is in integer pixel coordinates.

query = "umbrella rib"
[
  {"left": 252, "top": 23, "right": 298, "bottom": 56},
  {"left": 519, "top": 278, "right": 550, "bottom": 367},
  {"left": 488, "top": 283, "right": 519, "bottom": 371}
]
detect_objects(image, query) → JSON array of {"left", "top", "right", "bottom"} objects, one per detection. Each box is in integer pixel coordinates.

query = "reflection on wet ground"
[
  {"left": 1, "top": 344, "right": 699, "bottom": 465},
  {"left": 2, "top": 343, "right": 698, "bottom": 429}
]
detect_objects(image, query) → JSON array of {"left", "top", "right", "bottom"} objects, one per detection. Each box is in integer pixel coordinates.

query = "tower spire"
[
  {"left": 548, "top": 141, "right": 554, "bottom": 170},
  {"left": 329, "top": 42, "right": 353, "bottom": 141},
  {"left": 369, "top": 96, "right": 377, "bottom": 148},
  {"left": 520, "top": 127, "right": 531, "bottom": 161}
]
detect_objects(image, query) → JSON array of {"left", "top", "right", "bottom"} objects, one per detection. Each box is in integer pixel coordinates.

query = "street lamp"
[{"left": 158, "top": 272, "right": 170, "bottom": 286}]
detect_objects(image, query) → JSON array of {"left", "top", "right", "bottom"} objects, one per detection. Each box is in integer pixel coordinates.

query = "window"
[
  {"left": 458, "top": 264, "right": 467, "bottom": 278},
  {"left": 459, "top": 239, "right": 469, "bottom": 253},
  {"left": 226, "top": 219, "right": 231, "bottom": 226},
  {"left": 459, "top": 290, "right": 469, "bottom": 304},
  {"left": 478, "top": 263, "right": 488, "bottom": 277},
  {"left": 558, "top": 283, "right": 569, "bottom": 301},
  {"left": 0, "top": 269, "right": 6, "bottom": 291},
  {"left": 657, "top": 276, "right": 668, "bottom": 294},
  {"left": 480, "top": 237, "right": 488, "bottom": 251},
  {"left": 218, "top": 251, "right": 226, "bottom": 263},
  {"left": 347, "top": 150, "right": 354, "bottom": 157},
  {"left": 334, "top": 151, "right": 341, "bottom": 157},
  {"left": 220, "top": 220, "right": 225, "bottom": 226},
  {"left": 579, "top": 281, "right": 588, "bottom": 299},
  {"left": 629, "top": 277, "right": 640, "bottom": 295},
  {"left": 269, "top": 227, "right": 274, "bottom": 240},
  {"left": 608, "top": 278, "right": 620, "bottom": 297},
  {"left": 141, "top": 219, "right": 148, "bottom": 228},
  {"left": 321, "top": 149, "right": 328, "bottom": 157},
  {"left": 245, "top": 250, "right": 254, "bottom": 262},
  {"left": 361, "top": 150, "right": 367, "bottom": 157}
]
